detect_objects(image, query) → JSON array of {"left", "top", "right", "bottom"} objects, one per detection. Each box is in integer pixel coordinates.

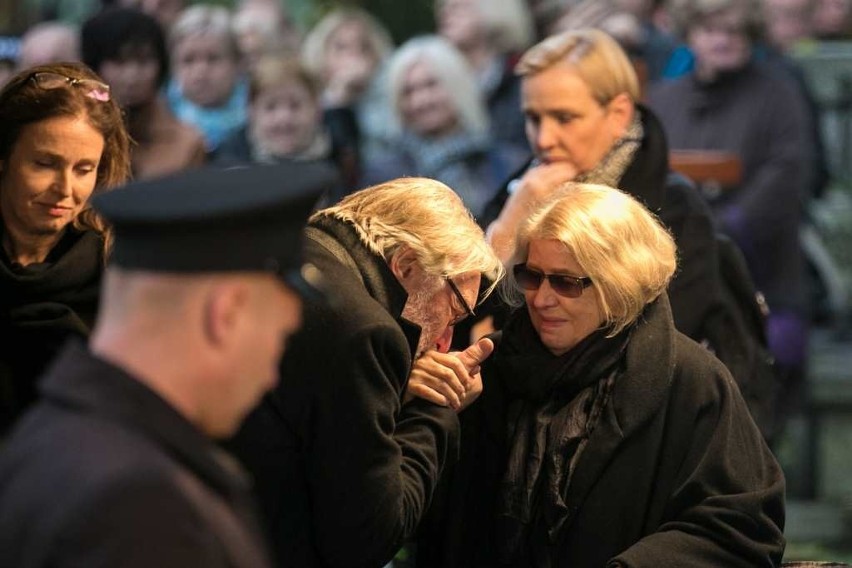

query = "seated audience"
[
  {"left": 167, "top": 4, "right": 247, "bottom": 154},
  {"left": 232, "top": 0, "right": 301, "bottom": 73},
  {"left": 363, "top": 35, "right": 526, "bottom": 219},
  {"left": 436, "top": 0, "right": 535, "bottom": 151},
  {"left": 82, "top": 7, "right": 205, "bottom": 179},
  {"left": 301, "top": 6, "right": 395, "bottom": 165},
  {"left": 215, "top": 55, "right": 358, "bottom": 200}
]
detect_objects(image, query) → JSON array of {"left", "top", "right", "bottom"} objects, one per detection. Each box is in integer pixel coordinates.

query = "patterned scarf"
[{"left": 576, "top": 113, "right": 644, "bottom": 188}]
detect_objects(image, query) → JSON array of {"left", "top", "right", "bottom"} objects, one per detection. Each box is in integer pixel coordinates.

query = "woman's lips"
[{"left": 39, "top": 203, "right": 73, "bottom": 217}]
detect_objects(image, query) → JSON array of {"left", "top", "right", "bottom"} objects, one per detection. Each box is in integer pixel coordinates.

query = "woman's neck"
[{"left": 2, "top": 225, "right": 65, "bottom": 266}]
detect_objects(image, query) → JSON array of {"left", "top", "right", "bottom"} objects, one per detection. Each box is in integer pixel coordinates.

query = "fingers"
[
  {"left": 520, "top": 162, "right": 578, "bottom": 202},
  {"left": 412, "top": 353, "right": 468, "bottom": 398},
  {"left": 406, "top": 382, "right": 451, "bottom": 408},
  {"left": 458, "top": 337, "right": 495, "bottom": 372},
  {"left": 408, "top": 365, "right": 462, "bottom": 409}
]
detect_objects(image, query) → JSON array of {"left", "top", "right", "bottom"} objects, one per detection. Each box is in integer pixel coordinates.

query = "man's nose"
[{"left": 435, "top": 325, "right": 454, "bottom": 353}]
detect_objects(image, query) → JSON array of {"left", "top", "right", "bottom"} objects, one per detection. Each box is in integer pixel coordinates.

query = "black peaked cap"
[{"left": 92, "top": 163, "right": 337, "bottom": 300}]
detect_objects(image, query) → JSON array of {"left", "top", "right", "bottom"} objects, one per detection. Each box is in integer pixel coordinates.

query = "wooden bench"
[{"left": 669, "top": 150, "right": 743, "bottom": 198}]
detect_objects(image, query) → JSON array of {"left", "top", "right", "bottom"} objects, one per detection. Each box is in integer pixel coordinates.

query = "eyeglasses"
[
  {"left": 513, "top": 263, "right": 593, "bottom": 298},
  {"left": 30, "top": 72, "right": 111, "bottom": 102},
  {"left": 445, "top": 276, "right": 475, "bottom": 326}
]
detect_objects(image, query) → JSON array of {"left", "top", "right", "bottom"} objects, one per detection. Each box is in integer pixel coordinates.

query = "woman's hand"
[
  {"left": 405, "top": 337, "right": 494, "bottom": 412},
  {"left": 487, "top": 161, "right": 578, "bottom": 263}
]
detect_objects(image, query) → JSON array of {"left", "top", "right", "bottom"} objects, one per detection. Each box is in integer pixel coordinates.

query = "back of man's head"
[{"left": 89, "top": 163, "right": 334, "bottom": 437}]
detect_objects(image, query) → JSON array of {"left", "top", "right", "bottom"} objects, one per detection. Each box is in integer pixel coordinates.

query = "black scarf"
[
  {"left": 493, "top": 308, "right": 630, "bottom": 565},
  {"left": 0, "top": 227, "right": 104, "bottom": 431}
]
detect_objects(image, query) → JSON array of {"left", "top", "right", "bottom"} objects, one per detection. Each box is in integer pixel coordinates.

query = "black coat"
[
  {"left": 480, "top": 106, "right": 723, "bottom": 341},
  {"left": 0, "top": 342, "right": 271, "bottom": 568},
  {"left": 417, "top": 295, "right": 786, "bottom": 567},
  {"left": 0, "top": 227, "right": 103, "bottom": 433},
  {"left": 229, "top": 216, "right": 460, "bottom": 568}
]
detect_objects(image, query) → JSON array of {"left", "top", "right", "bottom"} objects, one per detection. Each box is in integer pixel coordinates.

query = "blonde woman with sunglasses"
[
  {"left": 0, "top": 61, "right": 131, "bottom": 433},
  {"left": 412, "top": 183, "right": 785, "bottom": 567}
]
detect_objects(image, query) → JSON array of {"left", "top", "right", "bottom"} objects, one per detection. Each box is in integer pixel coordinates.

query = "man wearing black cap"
[
  {"left": 229, "top": 177, "right": 504, "bottom": 568},
  {"left": 0, "top": 163, "right": 333, "bottom": 568}
]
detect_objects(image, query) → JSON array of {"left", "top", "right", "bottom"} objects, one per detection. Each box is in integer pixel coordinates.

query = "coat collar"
[
  {"left": 38, "top": 341, "right": 251, "bottom": 498},
  {"left": 307, "top": 215, "right": 421, "bottom": 353},
  {"left": 619, "top": 105, "right": 670, "bottom": 214}
]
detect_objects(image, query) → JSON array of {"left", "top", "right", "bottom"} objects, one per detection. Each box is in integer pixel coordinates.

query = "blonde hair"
[
  {"left": 170, "top": 4, "right": 239, "bottom": 59},
  {"left": 313, "top": 177, "right": 504, "bottom": 297},
  {"left": 386, "top": 35, "right": 488, "bottom": 137},
  {"left": 249, "top": 55, "right": 321, "bottom": 101},
  {"left": 302, "top": 7, "right": 394, "bottom": 79},
  {"left": 516, "top": 28, "right": 640, "bottom": 104},
  {"left": 510, "top": 183, "right": 677, "bottom": 335}
]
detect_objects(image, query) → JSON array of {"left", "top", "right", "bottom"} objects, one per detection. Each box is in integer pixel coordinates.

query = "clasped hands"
[{"left": 405, "top": 337, "right": 495, "bottom": 412}]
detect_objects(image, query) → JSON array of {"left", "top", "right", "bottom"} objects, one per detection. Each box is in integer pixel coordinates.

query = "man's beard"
[{"left": 401, "top": 283, "right": 443, "bottom": 358}]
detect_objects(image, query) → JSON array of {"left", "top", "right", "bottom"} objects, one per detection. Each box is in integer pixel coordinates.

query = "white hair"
[{"left": 385, "top": 35, "right": 488, "bottom": 137}]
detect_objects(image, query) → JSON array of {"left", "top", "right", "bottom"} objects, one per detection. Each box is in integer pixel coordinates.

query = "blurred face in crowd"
[
  {"left": 523, "top": 238, "right": 603, "bottom": 356},
  {"left": 522, "top": 61, "right": 632, "bottom": 175},
  {"left": 0, "top": 115, "right": 104, "bottom": 252},
  {"left": 812, "top": 0, "right": 852, "bottom": 37},
  {"left": 437, "top": 0, "right": 485, "bottom": 50},
  {"left": 98, "top": 43, "right": 160, "bottom": 109},
  {"left": 250, "top": 81, "right": 321, "bottom": 157},
  {"left": 173, "top": 32, "right": 239, "bottom": 108},
  {"left": 688, "top": 4, "right": 753, "bottom": 80},
  {"left": 324, "top": 20, "right": 380, "bottom": 89},
  {"left": 120, "top": 0, "right": 186, "bottom": 29},
  {"left": 765, "top": 0, "right": 814, "bottom": 50},
  {"left": 399, "top": 59, "right": 460, "bottom": 138},
  {"left": 613, "top": 0, "right": 654, "bottom": 18}
]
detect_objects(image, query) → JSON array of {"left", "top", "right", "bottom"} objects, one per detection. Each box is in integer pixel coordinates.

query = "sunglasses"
[
  {"left": 513, "top": 263, "right": 593, "bottom": 298},
  {"left": 30, "top": 72, "right": 111, "bottom": 102},
  {"left": 445, "top": 276, "right": 475, "bottom": 326}
]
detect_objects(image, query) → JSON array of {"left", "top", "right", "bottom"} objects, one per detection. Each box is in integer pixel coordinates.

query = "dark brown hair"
[{"left": 0, "top": 61, "right": 132, "bottom": 237}]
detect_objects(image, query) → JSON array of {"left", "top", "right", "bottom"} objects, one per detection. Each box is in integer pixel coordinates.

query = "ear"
[
  {"left": 388, "top": 246, "right": 422, "bottom": 292},
  {"left": 202, "top": 282, "right": 250, "bottom": 349},
  {"left": 605, "top": 92, "right": 634, "bottom": 139}
]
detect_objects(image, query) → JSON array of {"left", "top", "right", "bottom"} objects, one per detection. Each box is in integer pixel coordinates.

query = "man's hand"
[{"left": 405, "top": 337, "right": 495, "bottom": 412}]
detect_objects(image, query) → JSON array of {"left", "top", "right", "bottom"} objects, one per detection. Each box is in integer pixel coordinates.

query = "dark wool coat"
[
  {"left": 648, "top": 62, "right": 811, "bottom": 316},
  {"left": 480, "top": 105, "right": 723, "bottom": 342},
  {"left": 0, "top": 227, "right": 103, "bottom": 433},
  {"left": 229, "top": 216, "right": 460, "bottom": 568},
  {"left": 417, "top": 295, "right": 786, "bottom": 567},
  {"left": 0, "top": 342, "right": 272, "bottom": 568}
]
